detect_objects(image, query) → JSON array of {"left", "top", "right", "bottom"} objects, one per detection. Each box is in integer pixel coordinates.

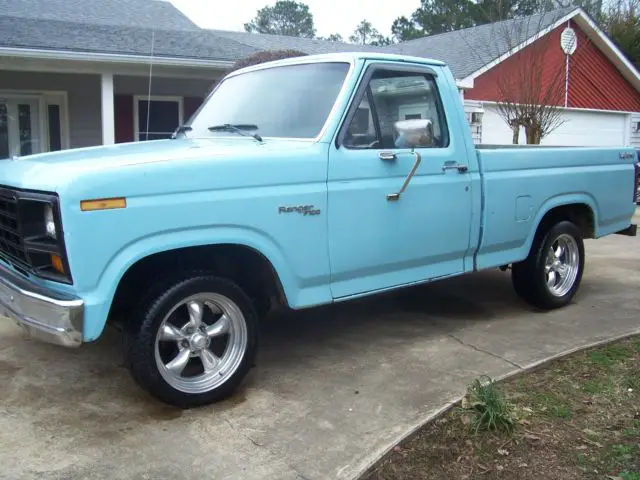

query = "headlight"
[{"left": 44, "top": 204, "right": 57, "bottom": 239}]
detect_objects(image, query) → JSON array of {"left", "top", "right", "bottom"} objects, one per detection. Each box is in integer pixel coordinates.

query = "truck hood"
[{"left": 0, "top": 137, "right": 315, "bottom": 192}]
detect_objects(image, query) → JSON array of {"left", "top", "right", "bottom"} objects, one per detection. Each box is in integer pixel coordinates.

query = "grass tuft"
[
  {"left": 587, "top": 345, "right": 633, "bottom": 367},
  {"left": 460, "top": 375, "right": 515, "bottom": 435}
]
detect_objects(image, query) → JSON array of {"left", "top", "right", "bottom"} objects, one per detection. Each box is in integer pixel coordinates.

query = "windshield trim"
[{"left": 184, "top": 58, "right": 356, "bottom": 143}]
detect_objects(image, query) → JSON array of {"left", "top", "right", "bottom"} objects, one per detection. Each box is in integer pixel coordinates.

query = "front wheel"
[
  {"left": 124, "top": 275, "right": 258, "bottom": 408},
  {"left": 512, "top": 220, "right": 585, "bottom": 310}
]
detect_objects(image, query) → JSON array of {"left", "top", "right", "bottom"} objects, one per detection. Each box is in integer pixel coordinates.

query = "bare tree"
[{"left": 459, "top": 7, "right": 592, "bottom": 144}]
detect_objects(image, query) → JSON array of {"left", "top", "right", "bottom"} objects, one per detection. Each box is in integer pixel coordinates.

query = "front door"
[
  {"left": 0, "top": 97, "right": 42, "bottom": 158},
  {"left": 327, "top": 62, "right": 473, "bottom": 299}
]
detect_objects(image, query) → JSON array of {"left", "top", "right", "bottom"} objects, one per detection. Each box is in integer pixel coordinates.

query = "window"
[
  {"left": 135, "top": 97, "right": 183, "bottom": 141},
  {"left": 187, "top": 62, "right": 350, "bottom": 139},
  {"left": 343, "top": 69, "right": 449, "bottom": 150}
]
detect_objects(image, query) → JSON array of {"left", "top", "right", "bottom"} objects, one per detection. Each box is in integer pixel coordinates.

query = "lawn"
[{"left": 362, "top": 336, "right": 640, "bottom": 480}]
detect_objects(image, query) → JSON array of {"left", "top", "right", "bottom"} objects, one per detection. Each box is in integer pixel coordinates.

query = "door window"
[
  {"left": 343, "top": 69, "right": 449, "bottom": 150},
  {"left": 0, "top": 96, "right": 48, "bottom": 158}
]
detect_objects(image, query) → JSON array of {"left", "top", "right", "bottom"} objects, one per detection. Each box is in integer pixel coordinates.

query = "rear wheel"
[
  {"left": 124, "top": 275, "right": 258, "bottom": 408},
  {"left": 512, "top": 220, "right": 585, "bottom": 310}
]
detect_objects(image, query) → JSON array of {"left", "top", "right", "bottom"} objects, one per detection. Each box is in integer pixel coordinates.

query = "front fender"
[{"left": 80, "top": 227, "right": 332, "bottom": 341}]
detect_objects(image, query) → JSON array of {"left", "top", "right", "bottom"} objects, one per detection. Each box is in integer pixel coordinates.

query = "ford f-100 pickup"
[{"left": 0, "top": 52, "right": 637, "bottom": 407}]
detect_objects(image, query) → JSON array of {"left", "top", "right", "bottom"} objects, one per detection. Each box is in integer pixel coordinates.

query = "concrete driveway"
[{"left": 1, "top": 233, "right": 639, "bottom": 480}]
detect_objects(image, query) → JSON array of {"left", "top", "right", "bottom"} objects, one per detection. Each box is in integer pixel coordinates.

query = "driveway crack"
[
  {"left": 447, "top": 333, "right": 523, "bottom": 370},
  {"left": 223, "top": 416, "right": 312, "bottom": 480}
]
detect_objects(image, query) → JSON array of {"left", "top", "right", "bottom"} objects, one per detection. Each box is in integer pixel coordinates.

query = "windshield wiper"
[
  {"left": 208, "top": 124, "right": 263, "bottom": 142},
  {"left": 172, "top": 125, "right": 192, "bottom": 138}
]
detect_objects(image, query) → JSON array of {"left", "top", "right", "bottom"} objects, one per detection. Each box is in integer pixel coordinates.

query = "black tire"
[
  {"left": 511, "top": 220, "right": 585, "bottom": 310},
  {"left": 123, "top": 274, "right": 258, "bottom": 408}
]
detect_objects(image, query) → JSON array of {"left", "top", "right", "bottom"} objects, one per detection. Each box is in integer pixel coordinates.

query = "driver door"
[{"left": 327, "top": 62, "right": 473, "bottom": 299}]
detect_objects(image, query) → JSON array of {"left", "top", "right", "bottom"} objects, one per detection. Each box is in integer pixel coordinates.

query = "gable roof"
[
  {"left": 0, "top": 0, "right": 256, "bottom": 65},
  {"left": 0, "top": 0, "right": 199, "bottom": 30},
  {"left": 0, "top": 16, "right": 255, "bottom": 63},
  {"left": 383, "top": 7, "right": 575, "bottom": 79}
]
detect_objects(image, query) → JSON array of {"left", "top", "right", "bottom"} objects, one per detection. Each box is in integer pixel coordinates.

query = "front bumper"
[{"left": 0, "top": 262, "right": 84, "bottom": 347}]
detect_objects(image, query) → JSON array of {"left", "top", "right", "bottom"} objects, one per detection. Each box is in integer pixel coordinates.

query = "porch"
[{"left": 0, "top": 57, "right": 224, "bottom": 159}]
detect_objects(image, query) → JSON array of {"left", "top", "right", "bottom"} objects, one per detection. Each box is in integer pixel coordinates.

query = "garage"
[{"left": 480, "top": 104, "right": 630, "bottom": 146}]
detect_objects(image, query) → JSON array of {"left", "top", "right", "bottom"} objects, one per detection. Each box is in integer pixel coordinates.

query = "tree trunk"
[
  {"left": 525, "top": 125, "right": 542, "bottom": 144},
  {"left": 511, "top": 125, "right": 520, "bottom": 144}
]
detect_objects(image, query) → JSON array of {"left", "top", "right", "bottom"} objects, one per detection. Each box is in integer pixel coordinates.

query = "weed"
[
  {"left": 576, "top": 452, "right": 588, "bottom": 467},
  {"left": 529, "top": 389, "right": 573, "bottom": 419},
  {"left": 460, "top": 375, "right": 515, "bottom": 435},
  {"left": 623, "top": 421, "right": 640, "bottom": 437},
  {"left": 621, "top": 471, "right": 640, "bottom": 480},
  {"left": 587, "top": 345, "right": 633, "bottom": 367},
  {"left": 552, "top": 404, "right": 573, "bottom": 419},
  {"left": 582, "top": 379, "right": 612, "bottom": 395}
]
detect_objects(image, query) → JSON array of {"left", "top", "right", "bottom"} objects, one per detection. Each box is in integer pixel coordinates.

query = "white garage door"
[{"left": 481, "top": 104, "right": 628, "bottom": 146}]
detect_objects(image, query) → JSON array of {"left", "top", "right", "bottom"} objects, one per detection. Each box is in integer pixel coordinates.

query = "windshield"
[{"left": 187, "top": 62, "right": 351, "bottom": 139}]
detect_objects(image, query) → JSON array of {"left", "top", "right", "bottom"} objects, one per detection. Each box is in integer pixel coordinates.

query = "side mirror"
[{"left": 394, "top": 119, "right": 434, "bottom": 149}]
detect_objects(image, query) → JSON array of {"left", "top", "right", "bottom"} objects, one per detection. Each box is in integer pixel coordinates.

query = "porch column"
[{"left": 100, "top": 73, "right": 115, "bottom": 145}]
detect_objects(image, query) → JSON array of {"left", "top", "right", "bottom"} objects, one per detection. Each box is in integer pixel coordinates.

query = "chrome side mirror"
[{"left": 393, "top": 119, "right": 434, "bottom": 149}]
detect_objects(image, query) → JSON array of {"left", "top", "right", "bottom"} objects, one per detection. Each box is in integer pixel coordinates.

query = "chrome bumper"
[{"left": 0, "top": 262, "right": 84, "bottom": 347}]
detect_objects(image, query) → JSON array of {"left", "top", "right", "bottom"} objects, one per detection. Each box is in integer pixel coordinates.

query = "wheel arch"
[
  {"left": 524, "top": 194, "right": 598, "bottom": 257},
  {"left": 85, "top": 228, "right": 297, "bottom": 340}
]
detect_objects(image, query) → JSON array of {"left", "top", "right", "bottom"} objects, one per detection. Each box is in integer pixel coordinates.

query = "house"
[
  {"left": 388, "top": 7, "right": 640, "bottom": 146},
  {"left": 1, "top": 1, "right": 639, "bottom": 159},
  {"left": 0, "top": 0, "right": 248, "bottom": 158}
]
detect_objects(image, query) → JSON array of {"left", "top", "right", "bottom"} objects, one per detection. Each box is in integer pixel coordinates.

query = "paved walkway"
[{"left": 1, "top": 232, "right": 639, "bottom": 480}]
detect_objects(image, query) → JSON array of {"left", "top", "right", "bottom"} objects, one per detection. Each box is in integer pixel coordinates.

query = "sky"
[{"left": 169, "top": 0, "right": 421, "bottom": 38}]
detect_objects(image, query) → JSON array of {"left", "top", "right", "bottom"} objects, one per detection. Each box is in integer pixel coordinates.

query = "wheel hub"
[{"left": 189, "top": 332, "right": 208, "bottom": 351}]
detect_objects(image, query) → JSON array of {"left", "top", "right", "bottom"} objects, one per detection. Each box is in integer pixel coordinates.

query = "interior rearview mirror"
[{"left": 394, "top": 119, "right": 434, "bottom": 149}]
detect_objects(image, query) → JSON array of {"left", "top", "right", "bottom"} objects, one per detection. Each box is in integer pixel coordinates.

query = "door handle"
[
  {"left": 442, "top": 162, "right": 468, "bottom": 173},
  {"left": 386, "top": 151, "right": 421, "bottom": 201},
  {"left": 379, "top": 151, "right": 397, "bottom": 161}
]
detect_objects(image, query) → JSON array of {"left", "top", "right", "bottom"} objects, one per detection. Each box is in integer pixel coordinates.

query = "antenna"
[{"left": 145, "top": 29, "right": 156, "bottom": 141}]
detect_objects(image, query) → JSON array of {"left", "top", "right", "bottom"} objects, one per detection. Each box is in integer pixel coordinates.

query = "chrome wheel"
[
  {"left": 154, "top": 293, "right": 248, "bottom": 394},
  {"left": 544, "top": 233, "right": 580, "bottom": 297}
]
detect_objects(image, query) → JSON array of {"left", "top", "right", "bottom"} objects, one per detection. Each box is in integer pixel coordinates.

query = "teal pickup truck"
[{"left": 0, "top": 52, "right": 637, "bottom": 407}]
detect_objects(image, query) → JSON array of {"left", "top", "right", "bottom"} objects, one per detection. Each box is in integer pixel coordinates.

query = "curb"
[{"left": 352, "top": 327, "right": 640, "bottom": 480}]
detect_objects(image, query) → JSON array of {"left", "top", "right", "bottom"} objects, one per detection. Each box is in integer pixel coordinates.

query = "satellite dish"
[{"left": 561, "top": 27, "right": 577, "bottom": 55}]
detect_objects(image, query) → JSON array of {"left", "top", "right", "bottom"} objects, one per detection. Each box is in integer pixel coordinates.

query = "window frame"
[
  {"left": 335, "top": 63, "right": 450, "bottom": 150},
  {"left": 133, "top": 95, "right": 184, "bottom": 142}
]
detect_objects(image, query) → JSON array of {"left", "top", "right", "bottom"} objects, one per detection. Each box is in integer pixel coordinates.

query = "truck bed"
[{"left": 472, "top": 146, "right": 637, "bottom": 271}]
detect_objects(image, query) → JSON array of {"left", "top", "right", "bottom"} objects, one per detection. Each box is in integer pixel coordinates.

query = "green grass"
[
  {"left": 606, "top": 444, "right": 639, "bottom": 471},
  {"left": 460, "top": 375, "right": 515, "bottom": 435},
  {"left": 528, "top": 389, "right": 573, "bottom": 419},
  {"left": 620, "top": 471, "right": 640, "bottom": 480},
  {"left": 587, "top": 344, "right": 633, "bottom": 368},
  {"left": 582, "top": 379, "right": 613, "bottom": 395},
  {"left": 623, "top": 420, "right": 640, "bottom": 438}
]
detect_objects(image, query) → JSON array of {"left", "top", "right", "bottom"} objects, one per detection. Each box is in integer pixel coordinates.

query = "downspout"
[{"left": 564, "top": 20, "right": 570, "bottom": 108}]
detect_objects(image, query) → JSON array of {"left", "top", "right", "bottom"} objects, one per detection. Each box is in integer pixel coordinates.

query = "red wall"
[{"left": 465, "top": 20, "right": 640, "bottom": 112}]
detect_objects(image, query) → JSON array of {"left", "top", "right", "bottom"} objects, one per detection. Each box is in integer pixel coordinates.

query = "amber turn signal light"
[
  {"left": 80, "top": 197, "right": 126, "bottom": 212},
  {"left": 51, "top": 254, "right": 65, "bottom": 274}
]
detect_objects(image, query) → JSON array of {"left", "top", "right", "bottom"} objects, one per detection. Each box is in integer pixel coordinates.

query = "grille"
[{"left": 0, "top": 190, "right": 29, "bottom": 267}]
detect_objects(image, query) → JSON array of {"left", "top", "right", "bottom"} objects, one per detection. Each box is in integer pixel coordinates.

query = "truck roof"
[{"left": 227, "top": 51, "right": 447, "bottom": 77}]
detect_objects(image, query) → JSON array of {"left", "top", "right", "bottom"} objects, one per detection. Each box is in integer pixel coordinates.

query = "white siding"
[
  {"left": 463, "top": 100, "right": 483, "bottom": 144},
  {"left": 630, "top": 113, "right": 640, "bottom": 148},
  {"left": 0, "top": 70, "right": 101, "bottom": 149},
  {"left": 481, "top": 104, "right": 628, "bottom": 146}
]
